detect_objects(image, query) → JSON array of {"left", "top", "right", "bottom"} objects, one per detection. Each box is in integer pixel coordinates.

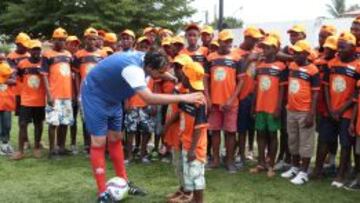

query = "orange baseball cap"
[
  {"left": 0, "top": 62, "right": 13, "bottom": 84},
  {"left": 143, "top": 27, "right": 157, "bottom": 35},
  {"left": 15, "top": 32, "right": 31, "bottom": 47},
  {"left": 173, "top": 54, "right": 193, "bottom": 66},
  {"left": 323, "top": 36, "right": 338, "bottom": 50},
  {"left": 52, "top": 27, "right": 68, "bottom": 39},
  {"left": 338, "top": 31, "right": 356, "bottom": 45},
  {"left": 185, "top": 23, "right": 201, "bottom": 32},
  {"left": 201, "top": 25, "right": 214, "bottom": 35},
  {"left": 218, "top": 29, "right": 234, "bottom": 41},
  {"left": 210, "top": 39, "right": 219, "bottom": 47},
  {"left": 159, "top": 29, "right": 174, "bottom": 36},
  {"left": 172, "top": 36, "right": 185, "bottom": 45},
  {"left": 66, "top": 36, "right": 80, "bottom": 44},
  {"left": 28, "top": 39, "right": 42, "bottom": 49},
  {"left": 182, "top": 62, "right": 205, "bottom": 91},
  {"left": 161, "top": 37, "right": 172, "bottom": 46},
  {"left": 288, "top": 24, "right": 306, "bottom": 34},
  {"left": 121, "top": 29, "right": 135, "bottom": 39},
  {"left": 102, "top": 46, "right": 114, "bottom": 54},
  {"left": 84, "top": 27, "right": 98, "bottom": 37},
  {"left": 320, "top": 25, "right": 337, "bottom": 35},
  {"left": 244, "top": 26, "right": 263, "bottom": 39},
  {"left": 104, "top": 33, "right": 118, "bottom": 43},
  {"left": 260, "top": 36, "right": 280, "bottom": 48},
  {"left": 291, "top": 40, "right": 312, "bottom": 54},
  {"left": 137, "top": 36, "right": 150, "bottom": 44}
]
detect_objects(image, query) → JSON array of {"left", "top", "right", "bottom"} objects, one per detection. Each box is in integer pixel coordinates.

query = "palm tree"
[{"left": 326, "top": 0, "right": 346, "bottom": 18}]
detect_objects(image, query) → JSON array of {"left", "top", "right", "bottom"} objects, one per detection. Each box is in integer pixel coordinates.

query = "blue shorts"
[
  {"left": 81, "top": 86, "right": 123, "bottom": 136},
  {"left": 318, "top": 117, "right": 355, "bottom": 147},
  {"left": 237, "top": 94, "right": 255, "bottom": 134}
]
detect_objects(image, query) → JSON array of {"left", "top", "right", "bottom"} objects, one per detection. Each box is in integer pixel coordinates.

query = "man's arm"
[{"left": 137, "top": 88, "right": 204, "bottom": 105}]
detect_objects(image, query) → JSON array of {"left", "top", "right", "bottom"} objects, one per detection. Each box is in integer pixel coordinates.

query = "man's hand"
[
  {"left": 187, "top": 150, "right": 196, "bottom": 163},
  {"left": 221, "top": 98, "right": 234, "bottom": 112},
  {"left": 304, "top": 112, "right": 314, "bottom": 128},
  {"left": 181, "top": 92, "right": 206, "bottom": 105},
  {"left": 47, "top": 97, "right": 54, "bottom": 107}
]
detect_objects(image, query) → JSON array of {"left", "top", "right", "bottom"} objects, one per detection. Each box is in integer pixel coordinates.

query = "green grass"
[{"left": 0, "top": 117, "right": 360, "bottom": 203}]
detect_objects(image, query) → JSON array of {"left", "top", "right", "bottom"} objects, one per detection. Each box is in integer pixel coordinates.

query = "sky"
[{"left": 190, "top": 0, "right": 359, "bottom": 24}]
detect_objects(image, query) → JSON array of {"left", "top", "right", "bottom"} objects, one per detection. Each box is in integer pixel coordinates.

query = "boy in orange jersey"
[
  {"left": 206, "top": 29, "right": 243, "bottom": 173},
  {"left": 41, "top": 27, "right": 74, "bottom": 158},
  {"left": 11, "top": 40, "right": 46, "bottom": 160},
  {"left": 249, "top": 36, "right": 287, "bottom": 177},
  {"left": 326, "top": 32, "right": 360, "bottom": 188},
  {"left": 143, "top": 27, "right": 158, "bottom": 46},
  {"left": 200, "top": 25, "right": 214, "bottom": 49},
  {"left": 280, "top": 40, "right": 320, "bottom": 185},
  {"left": 136, "top": 36, "right": 151, "bottom": 52},
  {"left": 73, "top": 28, "right": 105, "bottom": 154},
  {"left": 120, "top": 29, "right": 135, "bottom": 52},
  {"left": 0, "top": 53, "right": 16, "bottom": 155}
]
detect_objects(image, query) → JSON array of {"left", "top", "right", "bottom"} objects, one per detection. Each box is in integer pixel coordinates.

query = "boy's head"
[
  {"left": 52, "top": 27, "right": 68, "bottom": 51},
  {"left": 337, "top": 31, "right": 356, "bottom": 60},
  {"left": 259, "top": 36, "right": 279, "bottom": 58},
  {"left": 143, "top": 27, "right": 157, "bottom": 44},
  {"left": 136, "top": 36, "right": 151, "bottom": 52},
  {"left": 318, "top": 25, "right": 336, "bottom": 48},
  {"left": 209, "top": 39, "right": 219, "bottom": 53},
  {"left": 28, "top": 40, "right": 42, "bottom": 60},
  {"left": 201, "top": 25, "right": 214, "bottom": 47},
  {"left": 120, "top": 30, "right": 135, "bottom": 50},
  {"left": 185, "top": 23, "right": 201, "bottom": 47},
  {"left": 144, "top": 50, "right": 169, "bottom": 78},
  {"left": 173, "top": 54, "right": 193, "bottom": 81},
  {"left": 84, "top": 28, "right": 99, "bottom": 51},
  {"left": 172, "top": 36, "right": 185, "bottom": 55},
  {"left": 159, "top": 28, "right": 173, "bottom": 40},
  {"left": 218, "top": 29, "right": 234, "bottom": 54},
  {"left": 290, "top": 40, "right": 312, "bottom": 65},
  {"left": 182, "top": 62, "right": 205, "bottom": 91},
  {"left": 351, "top": 18, "right": 360, "bottom": 45},
  {"left": 161, "top": 37, "right": 174, "bottom": 56},
  {"left": 66, "top": 36, "right": 81, "bottom": 54},
  {"left": 287, "top": 25, "right": 306, "bottom": 45},
  {"left": 323, "top": 36, "right": 337, "bottom": 60},
  {"left": 0, "top": 61, "right": 13, "bottom": 84},
  {"left": 242, "top": 26, "right": 263, "bottom": 50},
  {"left": 104, "top": 32, "right": 118, "bottom": 50},
  {"left": 15, "top": 32, "right": 30, "bottom": 54}
]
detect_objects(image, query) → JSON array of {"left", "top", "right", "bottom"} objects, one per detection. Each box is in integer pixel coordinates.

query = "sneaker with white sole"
[
  {"left": 291, "top": 171, "right": 309, "bottom": 185},
  {"left": 281, "top": 167, "right": 299, "bottom": 179},
  {"left": 331, "top": 180, "right": 344, "bottom": 188},
  {"left": 274, "top": 160, "right": 291, "bottom": 171},
  {"left": 1, "top": 144, "right": 14, "bottom": 155}
]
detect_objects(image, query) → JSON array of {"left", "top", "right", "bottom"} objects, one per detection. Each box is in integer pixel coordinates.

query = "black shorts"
[
  {"left": 237, "top": 94, "right": 255, "bottom": 134},
  {"left": 19, "top": 106, "right": 45, "bottom": 124},
  {"left": 318, "top": 117, "right": 355, "bottom": 147}
]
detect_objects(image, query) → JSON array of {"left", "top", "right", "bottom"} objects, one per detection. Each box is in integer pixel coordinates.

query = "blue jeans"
[{"left": 0, "top": 111, "right": 12, "bottom": 144}]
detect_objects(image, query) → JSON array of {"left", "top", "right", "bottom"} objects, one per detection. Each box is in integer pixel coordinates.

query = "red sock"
[
  {"left": 108, "top": 140, "right": 128, "bottom": 180},
  {"left": 90, "top": 146, "right": 107, "bottom": 195}
]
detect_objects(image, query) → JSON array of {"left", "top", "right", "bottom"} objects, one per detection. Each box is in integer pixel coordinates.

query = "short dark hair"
[{"left": 144, "top": 48, "right": 168, "bottom": 70}]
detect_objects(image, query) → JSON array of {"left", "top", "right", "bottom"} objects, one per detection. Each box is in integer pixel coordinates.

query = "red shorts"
[{"left": 208, "top": 105, "right": 238, "bottom": 133}]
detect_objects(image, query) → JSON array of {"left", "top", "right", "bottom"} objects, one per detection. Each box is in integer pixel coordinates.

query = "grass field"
[{"left": 0, "top": 118, "right": 360, "bottom": 203}]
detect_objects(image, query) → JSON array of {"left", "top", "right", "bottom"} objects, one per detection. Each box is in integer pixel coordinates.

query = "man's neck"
[{"left": 187, "top": 44, "right": 199, "bottom": 52}]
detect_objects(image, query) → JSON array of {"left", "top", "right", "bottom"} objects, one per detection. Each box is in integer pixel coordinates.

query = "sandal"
[
  {"left": 166, "top": 190, "right": 183, "bottom": 200},
  {"left": 169, "top": 193, "right": 193, "bottom": 203}
]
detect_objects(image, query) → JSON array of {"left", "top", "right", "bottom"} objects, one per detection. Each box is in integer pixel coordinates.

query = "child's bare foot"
[
  {"left": 168, "top": 193, "right": 193, "bottom": 203},
  {"left": 250, "top": 165, "right": 266, "bottom": 174},
  {"left": 166, "top": 190, "right": 183, "bottom": 200},
  {"left": 10, "top": 152, "right": 25, "bottom": 160},
  {"left": 33, "top": 149, "right": 42, "bottom": 159},
  {"left": 267, "top": 168, "right": 276, "bottom": 178}
]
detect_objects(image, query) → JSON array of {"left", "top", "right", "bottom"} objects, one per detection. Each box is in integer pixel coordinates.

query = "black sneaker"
[
  {"left": 128, "top": 181, "right": 147, "bottom": 196},
  {"left": 344, "top": 179, "right": 360, "bottom": 191},
  {"left": 97, "top": 192, "right": 114, "bottom": 203}
]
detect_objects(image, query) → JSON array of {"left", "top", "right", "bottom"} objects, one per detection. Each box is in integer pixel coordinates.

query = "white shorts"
[
  {"left": 45, "top": 99, "right": 74, "bottom": 126},
  {"left": 182, "top": 151, "right": 206, "bottom": 192}
]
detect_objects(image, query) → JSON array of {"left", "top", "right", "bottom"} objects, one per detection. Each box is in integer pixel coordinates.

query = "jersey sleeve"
[
  {"left": 194, "top": 104, "right": 208, "bottom": 129},
  {"left": 353, "top": 81, "right": 360, "bottom": 102},
  {"left": 310, "top": 71, "right": 321, "bottom": 90},
  {"left": 72, "top": 55, "right": 81, "bottom": 72},
  {"left": 40, "top": 56, "right": 50, "bottom": 74},
  {"left": 121, "top": 65, "right": 147, "bottom": 91}
]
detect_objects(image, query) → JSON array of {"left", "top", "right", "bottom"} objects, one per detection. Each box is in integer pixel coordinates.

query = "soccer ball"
[{"left": 106, "top": 177, "right": 129, "bottom": 201}]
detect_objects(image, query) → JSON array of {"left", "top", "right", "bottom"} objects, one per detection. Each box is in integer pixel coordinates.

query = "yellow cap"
[
  {"left": 121, "top": 29, "right": 136, "bottom": 39},
  {"left": 15, "top": 32, "right": 31, "bottom": 46},
  {"left": 244, "top": 26, "right": 263, "bottom": 39},
  {"left": 52, "top": 27, "right": 68, "bottom": 39},
  {"left": 28, "top": 39, "right": 42, "bottom": 49},
  {"left": 137, "top": 36, "right": 150, "bottom": 44},
  {"left": 320, "top": 25, "right": 337, "bottom": 35},
  {"left": 210, "top": 39, "right": 219, "bottom": 47},
  {"left": 201, "top": 25, "right": 214, "bottom": 34},
  {"left": 323, "top": 36, "right": 338, "bottom": 50},
  {"left": 143, "top": 27, "right": 157, "bottom": 35},
  {"left": 84, "top": 27, "right": 98, "bottom": 37},
  {"left": 338, "top": 31, "right": 356, "bottom": 45},
  {"left": 267, "top": 31, "right": 281, "bottom": 42},
  {"left": 260, "top": 36, "right": 280, "bottom": 48},
  {"left": 172, "top": 36, "right": 185, "bottom": 45},
  {"left": 218, "top": 29, "right": 234, "bottom": 41},
  {"left": 287, "top": 24, "right": 306, "bottom": 34},
  {"left": 291, "top": 40, "right": 312, "bottom": 54},
  {"left": 0, "top": 62, "right": 13, "bottom": 84},
  {"left": 173, "top": 54, "right": 193, "bottom": 66},
  {"left": 104, "top": 33, "right": 118, "bottom": 43},
  {"left": 66, "top": 36, "right": 80, "bottom": 43},
  {"left": 182, "top": 62, "right": 205, "bottom": 91},
  {"left": 159, "top": 29, "right": 174, "bottom": 36},
  {"left": 161, "top": 37, "right": 172, "bottom": 46},
  {"left": 185, "top": 23, "right": 201, "bottom": 32}
]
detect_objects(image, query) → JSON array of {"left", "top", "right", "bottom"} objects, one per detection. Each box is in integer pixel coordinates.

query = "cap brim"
[
  {"left": 201, "top": 29, "right": 213, "bottom": 34},
  {"left": 190, "top": 80, "right": 204, "bottom": 91},
  {"left": 323, "top": 44, "right": 337, "bottom": 50},
  {"left": 219, "top": 37, "right": 233, "bottom": 41}
]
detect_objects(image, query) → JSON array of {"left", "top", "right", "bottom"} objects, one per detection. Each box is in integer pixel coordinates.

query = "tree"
[
  {"left": 0, "top": 0, "right": 196, "bottom": 38},
  {"left": 211, "top": 17, "right": 243, "bottom": 29},
  {"left": 326, "top": 0, "right": 360, "bottom": 18}
]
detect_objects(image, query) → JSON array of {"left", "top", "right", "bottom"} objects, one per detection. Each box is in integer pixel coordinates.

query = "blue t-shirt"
[{"left": 83, "top": 51, "right": 147, "bottom": 104}]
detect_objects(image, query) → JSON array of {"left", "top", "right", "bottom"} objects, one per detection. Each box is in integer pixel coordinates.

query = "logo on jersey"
[
  {"left": 214, "top": 67, "right": 226, "bottom": 81},
  {"left": 0, "top": 84, "right": 8, "bottom": 92},
  {"left": 59, "top": 63, "right": 71, "bottom": 76},
  {"left": 289, "top": 79, "right": 300, "bottom": 94},
  {"left": 332, "top": 76, "right": 346, "bottom": 93},
  {"left": 259, "top": 76, "right": 271, "bottom": 91},
  {"left": 28, "top": 75, "right": 40, "bottom": 89}
]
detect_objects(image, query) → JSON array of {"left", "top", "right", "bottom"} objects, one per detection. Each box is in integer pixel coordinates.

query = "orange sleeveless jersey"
[
  {"left": 73, "top": 49, "right": 105, "bottom": 81},
  {"left": 234, "top": 48, "right": 256, "bottom": 101},
  {"left": 127, "top": 78, "right": 155, "bottom": 108},
  {"left": 179, "top": 46, "right": 208, "bottom": 66},
  {"left": 354, "top": 80, "right": 360, "bottom": 136},
  {"left": 7, "top": 51, "right": 30, "bottom": 96}
]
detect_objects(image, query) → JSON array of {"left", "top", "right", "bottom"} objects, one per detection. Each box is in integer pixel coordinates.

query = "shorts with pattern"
[
  {"left": 45, "top": 99, "right": 74, "bottom": 126},
  {"left": 182, "top": 151, "right": 206, "bottom": 191},
  {"left": 124, "top": 107, "right": 155, "bottom": 134}
]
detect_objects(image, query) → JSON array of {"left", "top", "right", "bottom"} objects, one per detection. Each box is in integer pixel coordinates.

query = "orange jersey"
[
  {"left": 180, "top": 46, "right": 208, "bottom": 66},
  {"left": 287, "top": 62, "right": 320, "bottom": 112},
  {"left": 18, "top": 59, "right": 46, "bottom": 107},
  {"left": 235, "top": 48, "right": 256, "bottom": 101},
  {"left": 127, "top": 77, "right": 154, "bottom": 108},
  {"left": 254, "top": 61, "right": 287, "bottom": 113},
  {"left": 41, "top": 49, "right": 73, "bottom": 100},
  {"left": 327, "top": 57, "right": 360, "bottom": 119},
  {"left": 354, "top": 80, "right": 360, "bottom": 136},
  {"left": 0, "top": 84, "right": 15, "bottom": 111},
  {"left": 7, "top": 51, "right": 30, "bottom": 95},
  {"left": 179, "top": 102, "right": 208, "bottom": 163},
  {"left": 314, "top": 58, "right": 331, "bottom": 116},
  {"left": 73, "top": 49, "right": 105, "bottom": 80},
  {"left": 206, "top": 51, "right": 241, "bottom": 106}
]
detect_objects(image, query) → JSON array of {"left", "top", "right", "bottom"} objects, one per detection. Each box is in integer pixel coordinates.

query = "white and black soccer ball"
[{"left": 106, "top": 177, "right": 129, "bottom": 201}]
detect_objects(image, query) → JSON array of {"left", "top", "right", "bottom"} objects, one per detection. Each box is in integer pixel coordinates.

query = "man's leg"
[
  {"left": 225, "top": 131, "right": 236, "bottom": 172},
  {"left": 108, "top": 130, "right": 128, "bottom": 180},
  {"left": 91, "top": 135, "right": 107, "bottom": 195},
  {"left": 70, "top": 103, "right": 78, "bottom": 148},
  {"left": 48, "top": 125, "right": 57, "bottom": 156},
  {"left": 210, "top": 130, "right": 221, "bottom": 167},
  {"left": 58, "top": 125, "right": 68, "bottom": 154},
  {"left": 126, "top": 133, "right": 135, "bottom": 161},
  {"left": 193, "top": 190, "right": 204, "bottom": 203}
]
